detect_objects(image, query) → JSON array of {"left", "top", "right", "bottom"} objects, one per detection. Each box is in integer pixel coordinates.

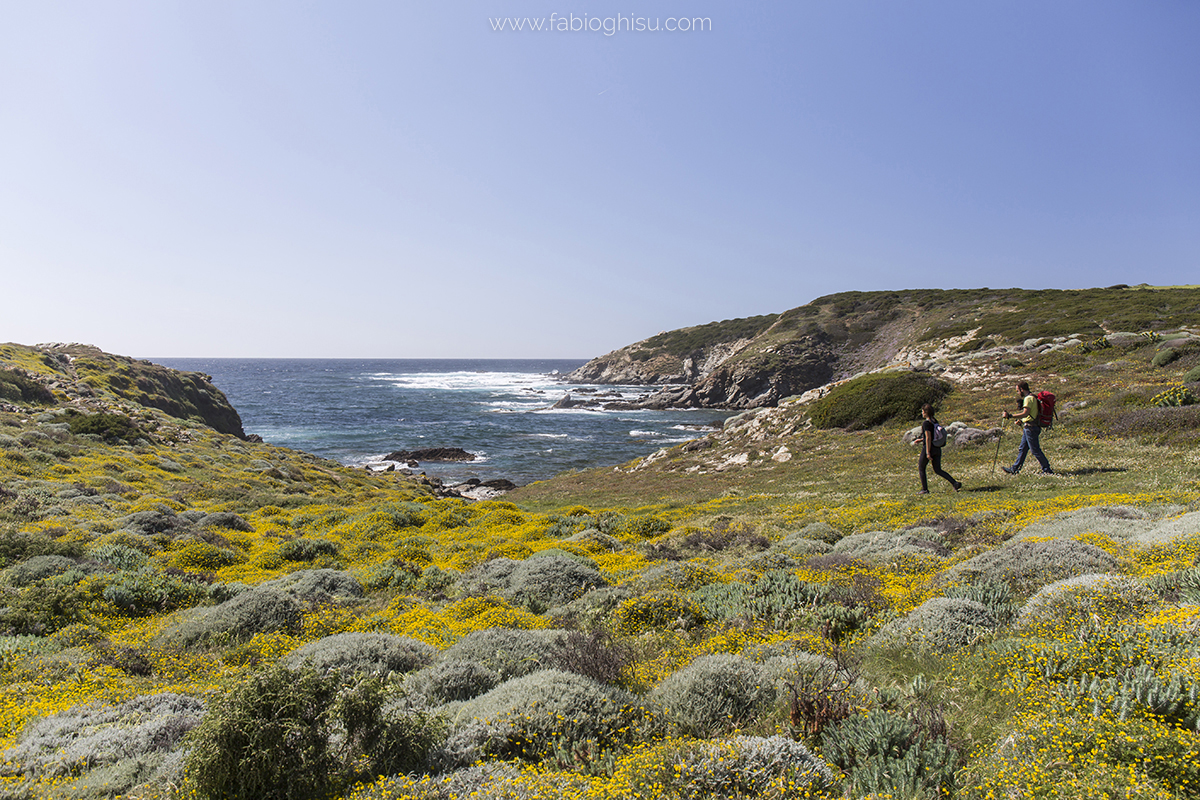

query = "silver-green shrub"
[
  {"left": 200, "top": 511, "right": 254, "bottom": 531},
  {"left": 3, "top": 554, "right": 80, "bottom": 586},
  {"left": 286, "top": 632, "right": 436, "bottom": 677},
  {"left": 164, "top": 586, "right": 302, "bottom": 648},
  {"left": 831, "top": 529, "right": 948, "bottom": 562},
  {"left": 943, "top": 538, "right": 1121, "bottom": 596},
  {"left": 504, "top": 555, "right": 608, "bottom": 611},
  {"left": 943, "top": 580, "right": 1018, "bottom": 625},
  {"left": 262, "top": 568, "right": 364, "bottom": 601},
  {"left": 649, "top": 654, "right": 775, "bottom": 737},
  {"left": 3, "top": 692, "right": 204, "bottom": 787},
  {"left": 1017, "top": 573, "right": 1157, "bottom": 631},
  {"left": 656, "top": 735, "right": 833, "bottom": 798},
  {"left": 871, "top": 597, "right": 999, "bottom": 653},
  {"left": 443, "top": 668, "right": 641, "bottom": 767},
  {"left": 411, "top": 658, "right": 501, "bottom": 704},
  {"left": 439, "top": 628, "right": 572, "bottom": 680}
]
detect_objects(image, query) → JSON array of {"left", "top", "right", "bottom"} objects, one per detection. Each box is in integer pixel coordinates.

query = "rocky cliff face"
[
  {"left": 0, "top": 343, "right": 247, "bottom": 438},
  {"left": 565, "top": 286, "right": 1200, "bottom": 410}
]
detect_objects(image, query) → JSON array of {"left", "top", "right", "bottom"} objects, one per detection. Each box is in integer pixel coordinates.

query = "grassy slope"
[{"left": 0, "top": 323, "right": 1199, "bottom": 799}]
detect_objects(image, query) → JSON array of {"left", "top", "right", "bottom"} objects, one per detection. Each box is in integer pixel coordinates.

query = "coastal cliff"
[
  {"left": 0, "top": 342, "right": 247, "bottom": 438},
  {"left": 567, "top": 286, "right": 1200, "bottom": 409}
]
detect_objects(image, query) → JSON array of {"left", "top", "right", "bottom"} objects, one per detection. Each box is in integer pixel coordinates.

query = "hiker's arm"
[{"left": 924, "top": 429, "right": 932, "bottom": 457}]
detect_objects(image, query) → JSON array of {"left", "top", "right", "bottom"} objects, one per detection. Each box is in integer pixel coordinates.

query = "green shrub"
[
  {"left": 820, "top": 708, "right": 959, "bottom": 798},
  {"left": 64, "top": 410, "right": 145, "bottom": 444},
  {"left": 0, "top": 369, "right": 56, "bottom": 405},
  {"left": 199, "top": 512, "right": 254, "bottom": 531},
  {"left": 1152, "top": 348, "right": 1180, "bottom": 367},
  {"left": 285, "top": 632, "right": 436, "bottom": 677},
  {"left": 1151, "top": 385, "right": 1196, "bottom": 407},
  {"left": 809, "top": 372, "right": 952, "bottom": 430},
  {"left": 166, "top": 540, "right": 245, "bottom": 571},
  {"left": 0, "top": 582, "right": 90, "bottom": 636},
  {"left": 183, "top": 665, "right": 445, "bottom": 800},
  {"left": 649, "top": 654, "right": 775, "bottom": 737},
  {"left": 278, "top": 537, "right": 341, "bottom": 562},
  {"left": 102, "top": 571, "right": 214, "bottom": 617},
  {"left": 1185, "top": 366, "right": 1200, "bottom": 383},
  {"left": 691, "top": 569, "right": 821, "bottom": 625}
]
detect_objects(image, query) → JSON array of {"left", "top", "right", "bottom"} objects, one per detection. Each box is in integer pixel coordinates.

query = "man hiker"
[{"left": 1000, "top": 380, "right": 1053, "bottom": 475}]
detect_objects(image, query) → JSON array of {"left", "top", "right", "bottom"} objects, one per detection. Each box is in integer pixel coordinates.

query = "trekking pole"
[{"left": 991, "top": 430, "right": 1003, "bottom": 476}]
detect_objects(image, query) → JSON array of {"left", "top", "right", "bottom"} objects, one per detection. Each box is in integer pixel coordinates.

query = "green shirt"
[{"left": 1020, "top": 393, "right": 1039, "bottom": 427}]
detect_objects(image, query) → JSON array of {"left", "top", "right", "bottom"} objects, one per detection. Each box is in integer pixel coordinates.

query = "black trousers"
[{"left": 918, "top": 446, "right": 957, "bottom": 491}]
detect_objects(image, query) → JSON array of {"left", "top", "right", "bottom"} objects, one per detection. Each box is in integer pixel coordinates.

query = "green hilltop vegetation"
[{"left": 1, "top": 292, "right": 1200, "bottom": 799}]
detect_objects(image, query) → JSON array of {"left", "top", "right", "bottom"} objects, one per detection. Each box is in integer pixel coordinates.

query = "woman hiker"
[
  {"left": 1000, "top": 380, "right": 1054, "bottom": 475},
  {"left": 918, "top": 403, "right": 962, "bottom": 494}
]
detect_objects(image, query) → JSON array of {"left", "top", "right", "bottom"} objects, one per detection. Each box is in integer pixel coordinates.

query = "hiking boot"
[
  {"left": 953, "top": 481, "right": 963, "bottom": 492},
  {"left": 1040, "top": 469, "right": 1054, "bottom": 475},
  {"left": 1001, "top": 466, "right": 1017, "bottom": 475},
  {"left": 918, "top": 489, "right": 929, "bottom": 495}
]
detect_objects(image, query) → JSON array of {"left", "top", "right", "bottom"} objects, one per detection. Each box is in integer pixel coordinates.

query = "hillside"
[
  {"left": 567, "top": 285, "right": 1200, "bottom": 409},
  {"left": 1, "top": 326, "right": 1200, "bottom": 800}
]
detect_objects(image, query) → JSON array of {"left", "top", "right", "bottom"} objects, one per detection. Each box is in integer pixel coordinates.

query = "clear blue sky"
[{"left": 2, "top": 2, "right": 1197, "bottom": 358}]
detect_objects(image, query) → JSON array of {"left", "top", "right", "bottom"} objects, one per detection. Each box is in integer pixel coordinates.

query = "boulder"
[{"left": 384, "top": 447, "right": 476, "bottom": 462}]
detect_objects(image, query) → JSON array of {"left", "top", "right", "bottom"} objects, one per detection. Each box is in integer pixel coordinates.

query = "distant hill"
[{"left": 566, "top": 285, "right": 1200, "bottom": 409}]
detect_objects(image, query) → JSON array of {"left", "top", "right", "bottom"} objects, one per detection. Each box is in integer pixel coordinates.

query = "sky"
[{"left": 1, "top": 1, "right": 1198, "bottom": 359}]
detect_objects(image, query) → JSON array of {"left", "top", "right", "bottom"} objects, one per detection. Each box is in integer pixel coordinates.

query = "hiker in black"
[
  {"left": 1001, "top": 381, "right": 1053, "bottom": 474},
  {"left": 918, "top": 403, "right": 962, "bottom": 494}
]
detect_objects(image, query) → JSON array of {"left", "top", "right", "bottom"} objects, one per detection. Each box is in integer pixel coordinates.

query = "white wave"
[{"left": 629, "top": 430, "right": 667, "bottom": 438}]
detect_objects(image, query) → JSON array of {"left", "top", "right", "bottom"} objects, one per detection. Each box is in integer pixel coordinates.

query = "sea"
[{"left": 154, "top": 359, "right": 727, "bottom": 486}]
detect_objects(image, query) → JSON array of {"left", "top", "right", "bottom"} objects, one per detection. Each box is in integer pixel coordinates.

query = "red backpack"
[{"left": 1035, "top": 391, "right": 1057, "bottom": 428}]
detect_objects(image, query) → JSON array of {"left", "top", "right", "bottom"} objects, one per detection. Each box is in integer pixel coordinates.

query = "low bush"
[
  {"left": 1016, "top": 573, "right": 1157, "bottom": 634},
  {"left": 1185, "top": 365, "right": 1200, "bottom": 383},
  {"left": 649, "top": 654, "right": 775, "bottom": 737},
  {"left": 943, "top": 538, "right": 1121, "bottom": 597},
  {"left": 64, "top": 410, "right": 145, "bottom": 444},
  {"left": 0, "top": 530, "right": 84, "bottom": 568},
  {"left": 439, "top": 628, "right": 572, "bottom": 681},
  {"left": 412, "top": 659, "right": 501, "bottom": 704},
  {"left": 0, "top": 369, "right": 56, "bottom": 405},
  {"left": 809, "top": 372, "right": 952, "bottom": 430},
  {"left": 444, "top": 669, "right": 643, "bottom": 767},
  {"left": 165, "top": 540, "right": 245, "bottom": 571},
  {"left": 612, "top": 591, "right": 706, "bottom": 635},
  {"left": 0, "top": 582, "right": 90, "bottom": 636},
  {"left": 3, "top": 692, "right": 204, "bottom": 783},
  {"left": 872, "top": 597, "right": 999, "bottom": 653},
  {"left": 263, "top": 568, "right": 364, "bottom": 601},
  {"left": 3, "top": 554, "right": 80, "bottom": 586},
  {"left": 285, "top": 632, "right": 436, "bottom": 677},
  {"left": 200, "top": 511, "right": 254, "bottom": 531},
  {"left": 620, "top": 735, "right": 833, "bottom": 799},
  {"left": 505, "top": 555, "right": 608, "bottom": 611},
  {"left": 1152, "top": 348, "right": 1180, "bottom": 367},
  {"left": 183, "top": 665, "right": 444, "bottom": 800},
  {"left": 165, "top": 586, "right": 302, "bottom": 648},
  {"left": 278, "top": 537, "right": 341, "bottom": 562},
  {"left": 102, "top": 571, "right": 214, "bottom": 617},
  {"left": 820, "top": 708, "right": 959, "bottom": 798}
]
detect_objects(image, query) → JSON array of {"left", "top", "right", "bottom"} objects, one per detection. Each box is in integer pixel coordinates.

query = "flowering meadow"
[{"left": 2, "top": 341, "right": 1200, "bottom": 799}]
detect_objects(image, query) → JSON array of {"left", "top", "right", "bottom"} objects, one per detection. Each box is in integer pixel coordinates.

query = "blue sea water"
[{"left": 154, "top": 359, "right": 726, "bottom": 485}]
